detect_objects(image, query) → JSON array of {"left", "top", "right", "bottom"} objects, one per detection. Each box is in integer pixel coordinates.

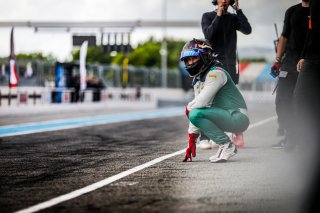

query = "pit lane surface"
[{"left": 0, "top": 102, "right": 306, "bottom": 213}]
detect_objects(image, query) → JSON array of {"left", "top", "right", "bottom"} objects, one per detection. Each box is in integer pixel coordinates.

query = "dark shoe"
[
  {"left": 272, "top": 138, "right": 286, "bottom": 149},
  {"left": 284, "top": 141, "right": 296, "bottom": 152}
]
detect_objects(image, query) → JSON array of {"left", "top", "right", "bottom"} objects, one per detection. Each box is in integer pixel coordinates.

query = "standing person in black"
[
  {"left": 201, "top": 0, "right": 251, "bottom": 85},
  {"left": 270, "top": 0, "right": 310, "bottom": 150},
  {"left": 294, "top": 0, "right": 320, "bottom": 145},
  {"left": 294, "top": 0, "right": 320, "bottom": 211}
]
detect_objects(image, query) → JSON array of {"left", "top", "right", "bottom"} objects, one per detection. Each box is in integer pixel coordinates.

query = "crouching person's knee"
[{"left": 189, "top": 109, "right": 205, "bottom": 125}]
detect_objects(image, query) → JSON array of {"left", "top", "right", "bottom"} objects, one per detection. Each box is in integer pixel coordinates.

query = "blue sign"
[{"left": 55, "top": 64, "right": 65, "bottom": 103}]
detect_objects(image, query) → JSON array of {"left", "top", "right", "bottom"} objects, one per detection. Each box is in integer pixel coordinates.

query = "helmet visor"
[{"left": 180, "top": 48, "right": 205, "bottom": 61}]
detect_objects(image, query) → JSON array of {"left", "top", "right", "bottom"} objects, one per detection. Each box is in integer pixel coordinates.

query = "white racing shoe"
[
  {"left": 209, "top": 144, "right": 223, "bottom": 161},
  {"left": 199, "top": 139, "right": 219, "bottom": 150},
  {"left": 209, "top": 142, "right": 237, "bottom": 163},
  {"left": 199, "top": 139, "right": 212, "bottom": 150}
]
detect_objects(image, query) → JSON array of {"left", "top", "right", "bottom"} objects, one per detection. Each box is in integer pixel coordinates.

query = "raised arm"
[
  {"left": 235, "top": 9, "right": 252, "bottom": 35},
  {"left": 201, "top": 12, "right": 221, "bottom": 42}
]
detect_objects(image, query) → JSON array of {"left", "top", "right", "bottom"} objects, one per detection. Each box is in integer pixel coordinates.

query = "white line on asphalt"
[
  {"left": 15, "top": 116, "right": 277, "bottom": 213},
  {"left": 247, "top": 116, "right": 277, "bottom": 130}
]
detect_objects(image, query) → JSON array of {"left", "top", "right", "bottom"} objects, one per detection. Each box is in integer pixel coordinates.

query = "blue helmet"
[
  {"left": 180, "top": 38, "right": 216, "bottom": 77},
  {"left": 180, "top": 39, "right": 209, "bottom": 61}
]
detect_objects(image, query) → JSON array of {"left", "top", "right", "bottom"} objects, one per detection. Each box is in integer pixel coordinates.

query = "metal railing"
[{"left": 0, "top": 59, "right": 181, "bottom": 88}]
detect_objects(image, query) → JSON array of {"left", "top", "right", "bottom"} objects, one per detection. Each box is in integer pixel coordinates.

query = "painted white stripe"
[
  {"left": 15, "top": 116, "right": 276, "bottom": 213},
  {"left": 247, "top": 116, "right": 277, "bottom": 130}
]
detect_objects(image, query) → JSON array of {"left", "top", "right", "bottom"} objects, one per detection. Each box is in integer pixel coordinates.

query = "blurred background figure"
[
  {"left": 24, "top": 62, "right": 33, "bottom": 78},
  {"left": 0, "top": 64, "right": 6, "bottom": 82},
  {"left": 70, "top": 74, "right": 81, "bottom": 102},
  {"left": 135, "top": 86, "right": 141, "bottom": 100},
  {"left": 86, "top": 74, "right": 105, "bottom": 89},
  {"left": 86, "top": 74, "right": 106, "bottom": 102}
]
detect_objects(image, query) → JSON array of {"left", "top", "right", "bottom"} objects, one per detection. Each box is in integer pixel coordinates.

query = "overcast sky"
[{"left": 0, "top": 0, "right": 299, "bottom": 61}]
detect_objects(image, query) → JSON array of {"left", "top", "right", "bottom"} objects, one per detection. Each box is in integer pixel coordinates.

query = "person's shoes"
[
  {"left": 271, "top": 138, "right": 286, "bottom": 149},
  {"left": 284, "top": 141, "right": 296, "bottom": 152},
  {"left": 209, "top": 144, "right": 223, "bottom": 161},
  {"left": 199, "top": 139, "right": 219, "bottom": 149},
  {"left": 199, "top": 140, "right": 212, "bottom": 150},
  {"left": 209, "top": 142, "right": 237, "bottom": 163}
]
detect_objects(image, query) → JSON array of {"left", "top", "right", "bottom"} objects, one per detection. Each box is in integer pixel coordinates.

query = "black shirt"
[
  {"left": 281, "top": 3, "right": 309, "bottom": 63},
  {"left": 201, "top": 10, "right": 251, "bottom": 66},
  {"left": 301, "top": 0, "right": 320, "bottom": 60}
]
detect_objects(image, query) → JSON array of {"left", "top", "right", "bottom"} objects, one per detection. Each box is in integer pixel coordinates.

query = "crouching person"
[{"left": 181, "top": 39, "right": 250, "bottom": 163}]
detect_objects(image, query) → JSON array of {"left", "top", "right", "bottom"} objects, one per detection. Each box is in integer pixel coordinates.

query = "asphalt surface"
[{"left": 0, "top": 100, "right": 310, "bottom": 213}]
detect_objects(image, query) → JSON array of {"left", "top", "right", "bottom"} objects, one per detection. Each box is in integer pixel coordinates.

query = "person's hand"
[
  {"left": 270, "top": 61, "right": 281, "bottom": 78},
  {"left": 183, "top": 133, "right": 198, "bottom": 162},
  {"left": 231, "top": 0, "right": 239, "bottom": 10},
  {"left": 297, "top": 59, "right": 305, "bottom": 72},
  {"left": 217, "top": 2, "right": 224, "bottom": 16},
  {"left": 185, "top": 106, "right": 190, "bottom": 117}
]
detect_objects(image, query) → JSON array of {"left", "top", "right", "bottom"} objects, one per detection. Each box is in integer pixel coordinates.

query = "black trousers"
[
  {"left": 275, "top": 64, "right": 299, "bottom": 142},
  {"left": 294, "top": 59, "right": 320, "bottom": 213},
  {"left": 293, "top": 59, "right": 320, "bottom": 145}
]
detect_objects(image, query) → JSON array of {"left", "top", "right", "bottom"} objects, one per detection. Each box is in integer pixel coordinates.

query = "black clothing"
[
  {"left": 301, "top": 0, "right": 320, "bottom": 60},
  {"left": 294, "top": 60, "right": 320, "bottom": 128},
  {"left": 294, "top": 1, "right": 320, "bottom": 212},
  {"left": 276, "top": 4, "right": 309, "bottom": 144},
  {"left": 275, "top": 63, "right": 298, "bottom": 143},
  {"left": 281, "top": 3, "right": 310, "bottom": 65},
  {"left": 293, "top": 0, "right": 320, "bottom": 145},
  {"left": 201, "top": 9, "right": 251, "bottom": 84},
  {"left": 294, "top": 60, "right": 320, "bottom": 213}
]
